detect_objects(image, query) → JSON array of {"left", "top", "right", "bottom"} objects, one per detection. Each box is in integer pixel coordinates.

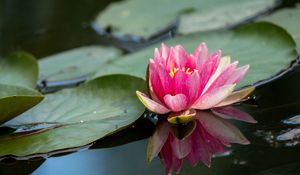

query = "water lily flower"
[
  {"left": 147, "top": 110, "right": 254, "bottom": 175},
  {"left": 136, "top": 42, "right": 254, "bottom": 123}
]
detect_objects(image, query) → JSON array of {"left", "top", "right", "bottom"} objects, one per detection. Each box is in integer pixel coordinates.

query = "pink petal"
[
  {"left": 149, "top": 61, "right": 173, "bottom": 101},
  {"left": 165, "top": 47, "right": 177, "bottom": 71},
  {"left": 193, "top": 42, "right": 208, "bottom": 70},
  {"left": 208, "top": 50, "right": 222, "bottom": 74},
  {"left": 192, "top": 84, "right": 235, "bottom": 110},
  {"left": 148, "top": 61, "right": 164, "bottom": 104},
  {"left": 187, "top": 70, "right": 201, "bottom": 103},
  {"left": 202, "top": 56, "right": 231, "bottom": 94},
  {"left": 136, "top": 91, "right": 170, "bottom": 114},
  {"left": 205, "top": 61, "right": 238, "bottom": 93},
  {"left": 173, "top": 70, "right": 200, "bottom": 105},
  {"left": 225, "top": 65, "right": 249, "bottom": 84},
  {"left": 153, "top": 43, "right": 170, "bottom": 65},
  {"left": 212, "top": 106, "right": 257, "bottom": 123},
  {"left": 154, "top": 48, "right": 160, "bottom": 61},
  {"left": 156, "top": 63, "right": 173, "bottom": 94},
  {"left": 197, "top": 50, "right": 221, "bottom": 95},
  {"left": 170, "top": 136, "right": 192, "bottom": 159},
  {"left": 149, "top": 60, "right": 166, "bottom": 102},
  {"left": 196, "top": 111, "right": 250, "bottom": 145},
  {"left": 170, "top": 45, "right": 189, "bottom": 68},
  {"left": 148, "top": 76, "right": 163, "bottom": 104},
  {"left": 164, "top": 94, "right": 188, "bottom": 112},
  {"left": 147, "top": 121, "right": 171, "bottom": 162},
  {"left": 173, "top": 70, "right": 188, "bottom": 94},
  {"left": 160, "top": 43, "right": 170, "bottom": 61},
  {"left": 184, "top": 55, "right": 197, "bottom": 71},
  {"left": 215, "top": 86, "right": 255, "bottom": 107}
]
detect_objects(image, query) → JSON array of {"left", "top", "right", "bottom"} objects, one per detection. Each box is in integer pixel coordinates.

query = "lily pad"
[
  {"left": 0, "top": 85, "right": 43, "bottom": 125},
  {"left": 93, "top": 22, "right": 297, "bottom": 89},
  {"left": 38, "top": 46, "right": 123, "bottom": 82},
  {"left": 94, "top": 0, "right": 277, "bottom": 39},
  {"left": 260, "top": 4, "right": 300, "bottom": 52},
  {"left": 0, "top": 52, "right": 43, "bottom": 125},
  {"left": 0, "top": 75, "right": 145, "bottom": 157},
  {"left": 0, "top": 52, "right": 38, "bottom": 89}
]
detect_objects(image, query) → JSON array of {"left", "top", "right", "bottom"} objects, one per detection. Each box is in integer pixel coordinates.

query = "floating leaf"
[
  {"left": 0, "top": 52, "right": 38, "bottom": 89},
  {"left": 178, "top": 0, "right": 277, "bottom": 35},
  {"left": 38, "top": 46, "right": 123, "bottom": 82},
  {"left": 94, "top": 0, "right": 277, "bottom": 39},
  {"left": 260, "top": 4, "right": 300, "bottom": 52},
  {"left": 93, "top": 22, "right": 297, "bottom": 88},
  {"left": 0, "top": 52, "right": 43, "bottom": 124},
  {"left": 0, "top": 75, "right": 145, "bottom": 157},
  {"left": 0, "top": 84, "right": 43, "bottom": 125}
]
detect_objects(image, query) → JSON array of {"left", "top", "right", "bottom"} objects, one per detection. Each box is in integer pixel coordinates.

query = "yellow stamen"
[
  {"left": 169, "top": 67, "right": 193, "bottom": 78},
  {"left": 169, "top": 69, "right": 175, "bottom": 78},
  {"left": 185, "top": 68, "right": 193, "bottom": 75}
]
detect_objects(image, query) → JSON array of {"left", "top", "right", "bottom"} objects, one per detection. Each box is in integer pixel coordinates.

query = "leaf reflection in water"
[
  {"left": 282, "top": 115, "right": 300, "bottom": 125},
  {"left": 147, "top": 108, "right": 256, "bottom": 175}
]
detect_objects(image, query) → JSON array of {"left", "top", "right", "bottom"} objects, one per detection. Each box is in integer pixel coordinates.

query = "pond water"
[{"left": 1, "top": 0, "right": 300, "bottom": 174}]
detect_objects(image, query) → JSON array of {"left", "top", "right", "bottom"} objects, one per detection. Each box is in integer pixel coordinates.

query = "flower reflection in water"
[{"left": 147, "top": 107, "right": 256, "bottom": 175}]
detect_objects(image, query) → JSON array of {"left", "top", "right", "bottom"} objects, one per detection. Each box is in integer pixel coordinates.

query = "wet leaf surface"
[
  {"left": 94, "top": 0, "right": 277, "bottom": 39},
  {"left": 0, "top": 52, "right": 43, "bottom": 124},
  {"left": 260, "top": 3, "right": 300, "bottom": 52},
  {"left": 0, "top": 75, "right": 145, "bottom": 157},
  {"left": 0, "top": 52, "right": 38, "bottom": 89},
  {"left": 38, "top": 46, "right": 123, "bottom": 82},
  {"left": 0, "top": 85, "right": 43, "bottom": 125}
]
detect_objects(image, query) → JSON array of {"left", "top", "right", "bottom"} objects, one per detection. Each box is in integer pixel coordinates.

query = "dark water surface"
[{"left": 1, "top": 0, "right": 300, "bottom": 174}]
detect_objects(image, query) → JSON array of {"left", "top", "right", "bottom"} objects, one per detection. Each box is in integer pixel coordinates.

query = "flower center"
[{"left": 169, "top": 67, "right": 193, "bottom": 78}]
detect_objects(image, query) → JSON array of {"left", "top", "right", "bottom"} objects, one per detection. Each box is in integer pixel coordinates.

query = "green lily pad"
[
  {"left": 178, "top": 0, "right": 276, "bottom": 35},
  {"left": 93, "top": 22, "right": 297, "bottom": 89},
  {"left": 260, "top": 4, "right": 300, "bottom": 52},
  {"left": 39, "top": 46, "right": 123, "bottom": 82},
  {"left": 94, "top": 0, "right": 276, "bottom": 39},
  {"left": 0, "top": 52, "right": 38, "bottom": 89},
  {"left": 0, "top": 75, "right": 145, "bottom": 157},
  {"left": 0, "top": 52, "right": 43, "bottom": 125},
  {"left": 0, "top": 84, "right": 43, "bottom": 125}
]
